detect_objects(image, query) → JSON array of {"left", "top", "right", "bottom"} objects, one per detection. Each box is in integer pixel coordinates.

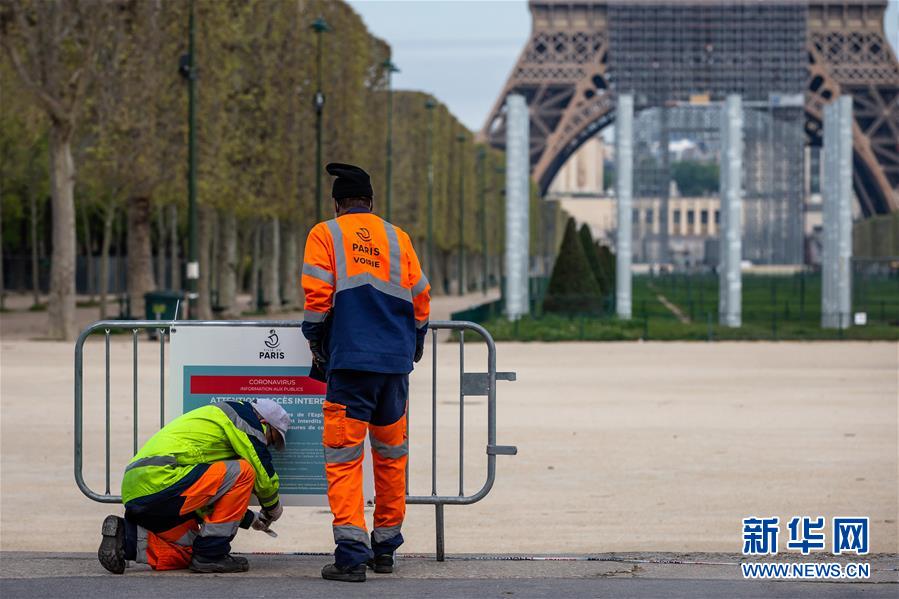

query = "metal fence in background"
[{"left": 74, "top": 319, "right": 516, "bottom": 561}]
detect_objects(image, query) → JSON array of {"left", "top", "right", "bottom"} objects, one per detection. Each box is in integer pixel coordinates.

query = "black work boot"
[
  {"left": 366, "top": 554, "right": 394, "bottom": 574},
  {"left": 321, "top": 562, "right": 366, "bottom": 582},
  {"left": 98, "top": 515, "right": 127, "bottom": 574},
  {"left": 189, "top": 554, "right": 250, "bottom": 573}
]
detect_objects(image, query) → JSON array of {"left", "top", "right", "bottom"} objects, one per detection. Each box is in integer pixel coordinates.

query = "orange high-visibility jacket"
[{"left": 301, "top": 208, "right": 431, "bottom": 374}]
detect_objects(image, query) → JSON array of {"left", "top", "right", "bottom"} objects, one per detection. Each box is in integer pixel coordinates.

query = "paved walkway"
[
  {"left": 1, "top": 552, "right": 896, "bottom": 598},
  {"left": 2, "top": 340, "right": 896, "bottom": 554}
]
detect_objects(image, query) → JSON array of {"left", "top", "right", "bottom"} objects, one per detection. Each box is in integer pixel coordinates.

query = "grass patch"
[
  {"left": 27, "top": 302, "right": 47, "bottom": 312},
  {"left": 483, "top": 313, "right": 898, "bottom": 342},
  {"left": 480, "top": 272, "right": 898, "bottom": 342}
]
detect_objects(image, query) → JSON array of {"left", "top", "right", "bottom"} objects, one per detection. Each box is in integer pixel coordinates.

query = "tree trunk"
[
  {"left": 217, "top": 210, "right": 238, "bottom": 318},
  {"left": 47, "top": 125, "right": 77, "bottom": 340},
  {"left": 0, "top": 191, "right": 4, "bottom": 312},
  {"left": 126, "top": 195, "right": 156, "bottom": 319},
  {"left": 117, "top": 208, "right": 127, "bottom": 314},
  {"left": 168, "top": 204, "right": 180, "bottom": 291},
  {"left": 210, "top": 211, "right": 219, "bottom": 309},
  {"left": 236, "top": 223, "right": 249, "bottom": 295},
  {"left": 80, "top": 200, "right": 95, "bottom": 301},
  {"left": 439, "top": 250, "right": 450, "bottom": 296},
  {"left": 155, "top": 204, "right": 166, "bottom": 289},
  {"left": 262, "top": 216, "right": 280, "bottom": 315},
  {"left": 29, "top": 191, "right": 40, "bottom": 306},
  {"left": 250, "top": 222, "right": 261, "bottom": 312},
  {"left": 98, "top": 203, "right": 115, "bottom": 319},
  {"left": 279, "top": 219, "right": 298, "bottom": 311},
  {"left": 196, "top": 205, "right": 213, "bottom": 319}
]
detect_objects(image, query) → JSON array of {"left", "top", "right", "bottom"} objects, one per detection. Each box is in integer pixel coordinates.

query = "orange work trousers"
[
  {"left": 124, "top": 459, "right": 255, "bottom": 570},
  {"left": 323, "top": 369, "right": 409, "bottom": 567}
]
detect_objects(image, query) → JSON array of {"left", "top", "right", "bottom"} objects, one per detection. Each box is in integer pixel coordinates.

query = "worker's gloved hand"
[
  {"left": 250, "top": 511, "right": 269, "bottom": 531},
  {"left": 309, "top": 340, "right": 327, "bottom": 366},
  {"left": 261, "top": 502, "right": 283, "bottom": 524},
  {"left": 413, "top": 337, "right": 425, "bottom": 363}
]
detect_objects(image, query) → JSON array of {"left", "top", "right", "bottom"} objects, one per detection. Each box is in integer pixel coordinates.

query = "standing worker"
[
  {"left": 302, "top": 163, "right": 431, "bottom": 582},
  {"left": 97, "top": 399, "right": 289, "bottom": 574}
]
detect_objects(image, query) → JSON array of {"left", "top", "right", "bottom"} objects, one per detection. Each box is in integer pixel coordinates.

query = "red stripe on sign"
[{"left": 190, "top": 375, "right": 327, "bottom": 395}]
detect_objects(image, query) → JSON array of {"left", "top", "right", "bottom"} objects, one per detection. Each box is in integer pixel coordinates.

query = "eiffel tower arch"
[{"left": 482, "top": 0, "right": 899, "bottom": 220}]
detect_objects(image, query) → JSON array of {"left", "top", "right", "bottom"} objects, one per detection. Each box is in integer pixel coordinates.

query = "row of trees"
[{"left": 1, "top": 0, "right": 555, "bottom": 339}]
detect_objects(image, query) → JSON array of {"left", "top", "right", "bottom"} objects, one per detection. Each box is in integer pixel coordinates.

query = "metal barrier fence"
[{"left": 74, "top": 319, "right": 517, "bottom": 561}]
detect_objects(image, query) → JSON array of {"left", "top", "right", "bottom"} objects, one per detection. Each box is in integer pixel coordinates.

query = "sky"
[
  {"left": 349, "top": 0, "right": 899, "bottom": 133},
  {"left": 347, "top": 0, "right": 530, "bottom": 132}
]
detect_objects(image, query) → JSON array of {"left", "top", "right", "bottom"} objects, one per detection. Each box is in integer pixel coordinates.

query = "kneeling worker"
[
  {"left": 97, "top": 399, "right": 289, "bottom": 574},
  {"left": 302, "top": 163, "right": 431, "bottom": 582}
]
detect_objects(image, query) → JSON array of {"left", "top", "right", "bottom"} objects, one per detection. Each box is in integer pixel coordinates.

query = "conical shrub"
[{"left": 543, "top": 218, "right": 603, "bottom": 315}]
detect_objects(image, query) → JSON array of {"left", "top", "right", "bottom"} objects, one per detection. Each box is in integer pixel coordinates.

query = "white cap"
[{"left": 252, "top": 399, "right": 289, "bottom": 450}]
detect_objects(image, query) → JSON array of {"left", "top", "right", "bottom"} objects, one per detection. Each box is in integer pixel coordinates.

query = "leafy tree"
[
  {"left": 1, "top": 0, "right": 116, "bottom": 339},
  {"left": 671, "top": 160, "right": 719, "bottom": 197},
  {"left": 543, "top": 217, "right": 602, "bottom": 315},
  {"left": 0, "top": 62, "right": 48, "bottom": 308},
  {"left": 0, "top": 0, "right": 540, "bottom": 329}
]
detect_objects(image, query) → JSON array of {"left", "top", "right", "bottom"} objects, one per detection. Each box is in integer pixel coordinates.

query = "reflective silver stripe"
[
  {"left": 303, "top": 310, "right": 329, "bottom": 323},
  {"left": 135, "top": 526, "right": 149, "bottom": 563},
  {"left": 372, "top": 524, "right": 403, "bottom": 544},
  {"left": 208, "top": 460, "right": 242, "bottom": 506},
  {"left": 324, "top": 443, "right": 364, "bottom": 463},
  {"left": 175, "top": 527, "right": 198, "bottom": 547},
  {"left": 200, "top": 520, "right": 240, "bottom": 538},
  {"left": 125, "top": 455, "right": 177, "bottom": 472},
  {"left": 333, "top": 524, "right": 371, "bottom": 547},
  {"left": 411, "top": 274, "right": 429, "bottom": 297},
  {"left": 369, "top": 435, "right": 408, "bottom": 459},
  {"left": 416, "top": 318, "right": 429, "bottom": 330},
  {"left": 302, "top": 262, "right": 335, "bottom": 286},
  {"left": 326, "top": 219, "right": 347, "bottom": 283},
  {"left": 337, "top": 272, "right": 412, "bottom": 302},
  {"left": 257, "top": 491, "right": 279, "bottom": 506},
  {"left": 216, "top": 402, "right": 267, "bottom": 444},
  {"left": 383, "top": 220, "right": 402, "bottom": 284}
]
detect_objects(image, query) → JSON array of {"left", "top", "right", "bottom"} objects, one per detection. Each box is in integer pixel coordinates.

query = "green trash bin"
[{"left": 144, "top": 291, "right": 184, "bottom": 337}]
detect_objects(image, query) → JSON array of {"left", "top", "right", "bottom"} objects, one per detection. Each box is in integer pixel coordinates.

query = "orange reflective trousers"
[
  {"left": 124, "top": 459, "right": 255, "bottom": 570},
  {"left": 323, "top": 370, "right": 408, "bottom": 567}
]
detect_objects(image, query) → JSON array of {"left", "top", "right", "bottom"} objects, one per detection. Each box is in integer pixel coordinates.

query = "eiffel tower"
[{"left": 483, "top": 0, "right": 898, "bottom": 221}]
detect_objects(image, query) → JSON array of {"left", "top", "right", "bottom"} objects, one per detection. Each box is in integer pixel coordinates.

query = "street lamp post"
[
  {"left": 425, "top": 98, "right": 437, "bottom": 280},
  {"left": 456, "top": 133, "right": 466, "bottom": 296},
  {"left": 178, "top": 0, "right": 199, "bottom": 318},
  {"left": 383, "top": 58, "right": 400, "bottom": 221},
  {"left": 311, "top": 17, "right": 330, "bottom": 224}
]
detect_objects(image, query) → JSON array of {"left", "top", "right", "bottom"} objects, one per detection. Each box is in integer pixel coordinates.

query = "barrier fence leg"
[{"left": 435, "top": 503, "right": 445, "bottom": 562}]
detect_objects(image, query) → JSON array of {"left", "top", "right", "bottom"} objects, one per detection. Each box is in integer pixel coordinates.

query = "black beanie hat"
[{"left": 326, "top": 163, "right": 373, "bottom": 200}]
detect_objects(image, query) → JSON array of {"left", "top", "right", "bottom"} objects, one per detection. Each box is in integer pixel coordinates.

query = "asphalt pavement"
[{"left": 1, "top": 552, "right": 896, "bottom": 598}]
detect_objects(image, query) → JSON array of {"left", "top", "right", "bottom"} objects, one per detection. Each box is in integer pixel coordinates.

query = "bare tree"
[{"left": 1, "top": 0, "right": 112, "bottom": 339}]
